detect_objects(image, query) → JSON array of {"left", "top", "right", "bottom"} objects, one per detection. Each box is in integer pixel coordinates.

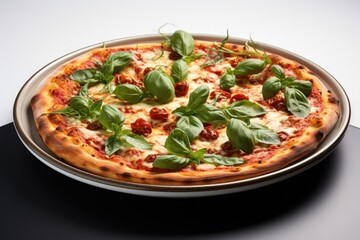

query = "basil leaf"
[
  {"left": 233, "top": 59, "right": 267, "bottom": 76},
  {"left": 89, "top": 99, "right": 102, "bottom": 116},
  {"left": 114, "top": 84, "right": 144, "bottom": 104},
  {"left": 186, "top": 85, "right": 210, "bottom": 112},
  {"left": 144, "top": 69, "right": 175, "bottom": 104},
  {"left": 70, "top": 69, "right": 100, "bottom": 85},
  {"left": 98, "top": 105, "right": 125, "bottom": 133},
  {"left": 271, "top": 64, "right": 285, "bottom": 79},
  {"left": 182, "top": 53, "right": 203, "bottom": 63},
  {"left": 226, "top": 119, "right": 256, "bottom": 154},
  {"left": 100, "top": 61, "right": 114, "bottom": 77},
  {"left": 105, "top": 135, "right": 122, "bottom": 156},
  {"left": 170, "top": 30, "right": 195, "bottom": 56},
  {"left": 68, "top": 96, "right": 90, "bottom": 117},
  {"left": 250, "top": 123, "right": 280, "bottom": 145},
  {"left": 73, "top": 69, "right": 112, "bottom": 85},
  {"left": 288, "top": 80, "right": 312, "bottom": 97},
  {"left": 222, "top": 100, "right": 266, "bottom": 119},
  {"left": 190, "top": 148, "right": 207, "bottom": 160},
  {"left": 105, "top": 51, "right": 133, "bottom": 73},
  {"left": 176, "top": 116, "right": 204, "bottom": 141},
  {"left": 282, "top": 76, "right": 296, "bottom": 86},
  {"left": 171, "top": 59, "right": 188, "bottom": 83},
  {"left": 262, "top": 76, "right": 282, "bottom": 99},
  {"left": 165, "top": 128, "right": 191, "bottom": 157},
  {"left": 122, "top": 133, "right": 152, "bottom": 150},
  {"left": 152, "top": 155, "right": 190, "bottom": 170},
  {"left": 220, "top": 71, "right": 236, "bottom": 90},
  {"left": 284, "top": 87, "right": 311, "bottom": 118},
  {"left": 194, "top": 104, "right": 228, "bottom": 126},
  {"left": 202, "top": 154, "right": 245, "bottom": 166},
  {"left": 79, "top": 82, "right": 90, "bottom": 97},
  {"left": 47, "top": 107, "right": 80, "bottom": 117},
  {"left": 172, "top": 106, "right": 187, "bottom": 117}
]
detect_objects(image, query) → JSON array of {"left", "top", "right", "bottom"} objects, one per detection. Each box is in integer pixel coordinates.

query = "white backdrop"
[{"left": 1, "top": 0, "right": 359, "bottom": 127}]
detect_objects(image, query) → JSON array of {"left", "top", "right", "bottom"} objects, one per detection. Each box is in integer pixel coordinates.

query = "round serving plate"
[{"left": 13, "top": 34, "right": 351, "bottom": 198}]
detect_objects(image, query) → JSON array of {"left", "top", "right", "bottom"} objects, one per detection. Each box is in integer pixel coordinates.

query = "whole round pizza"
[{"left": 30, "top": 29, "right": 339, "bottom": 186}]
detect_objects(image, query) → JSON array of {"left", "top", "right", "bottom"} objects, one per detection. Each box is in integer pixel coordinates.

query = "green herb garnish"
[{"left": 262, "top": 64, "right": 312, "bottom": 117}]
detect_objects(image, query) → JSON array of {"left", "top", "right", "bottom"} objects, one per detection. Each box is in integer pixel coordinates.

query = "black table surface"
[{"left": 1, "top": 123, "right": 359, "bottom": 240}]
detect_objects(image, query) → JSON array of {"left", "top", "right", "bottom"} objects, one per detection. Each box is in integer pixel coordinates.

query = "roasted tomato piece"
[{"left": 131, "top": 118, "right": 152, "bottom": 137}]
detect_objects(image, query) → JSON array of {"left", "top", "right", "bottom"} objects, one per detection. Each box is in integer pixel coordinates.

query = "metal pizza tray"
[{"left": 13, "top": 34, "right": 351, "bottom": 197}]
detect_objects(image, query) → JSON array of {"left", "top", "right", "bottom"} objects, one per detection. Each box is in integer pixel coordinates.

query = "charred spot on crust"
[
  {"left": 297, "top": 65, "right": 305, "bottom": 69},
  {"left": 328, "top": 96, "right": 338, "bottom": 104},
  {"left": 258, "top": 161, "right": 262, "bottom": 164},
  {"left": 121, "top": 172, "right": 131, "bottom": 178},
  {"left": 30, "top": 94, "right": 41, "bottom": 104},
  {"left": 315, "top": 130, "right": 324, "bottom": 141},
  {"left": 290, "top": 145, "right": 297, "bottom": 150},
  {"left": 100, "top": 166, "right": 109, "bottom": 172},
  {"left": 38, "top": 118, "right": 47, "bottom": 129}
]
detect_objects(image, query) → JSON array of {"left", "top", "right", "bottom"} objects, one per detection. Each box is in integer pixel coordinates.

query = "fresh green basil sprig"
[
  {"left": 262, "top": 64, "right": 312, "bottom": 118},
  {"left": 98, "top": 105, "right": 152, "bottom": 156},
  {"left": 70, "top": 51, "right": 133, "bottom": 88},
  {"left": 203, "top": 31, "right": 271, "bottom": 68},
  {"left": 172, "top": 85, "right": 270, "bottom": 142},
  {"left": 171, "top": 85, "right": 209, "bottom": 141},
  {"left": 171, "top": 85, "right": 279, "bottom": 153},
  {"left": 227, "top": 119, "right": 280, "bottom": 154},
  {"left": 114, "top": 68, "right": 175, "bottom": 104},
  {"left": 219, "top": 58, "right": 268, "bottom": 90},
  {"left": 47, "top": 95, "right": 102, "bottom": 120},
  {"left": 152, "top": 128, "right": 245, "bottom": 170},
  {"left": 157, "top": 27, "right": 203, "bottom": 63}
]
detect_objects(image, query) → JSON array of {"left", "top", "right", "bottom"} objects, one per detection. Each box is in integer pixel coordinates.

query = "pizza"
[{"left": 30, "top": 29, "right": 339, "bottom": 186}]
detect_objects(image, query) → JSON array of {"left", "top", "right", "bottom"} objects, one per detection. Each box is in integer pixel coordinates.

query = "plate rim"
[{"left": 13, "top": 33, "right": 351, "bottom": 197}]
